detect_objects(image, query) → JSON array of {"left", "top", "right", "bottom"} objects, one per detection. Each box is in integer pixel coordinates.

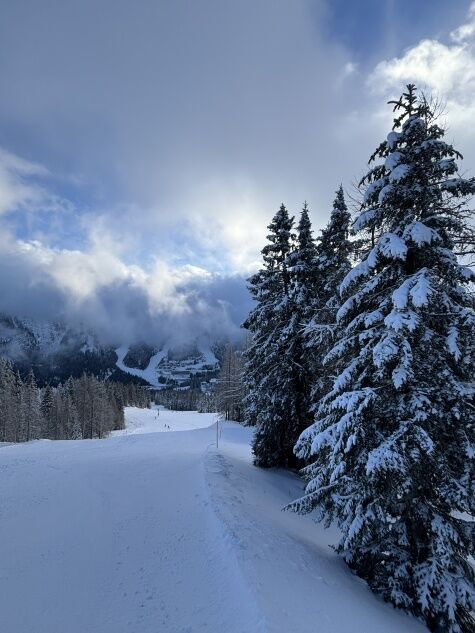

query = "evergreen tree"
[
  {"left": 41, "top": 385, "right": 56, "bottom": 440},
  {"left": 244, "top": 203, "right": 303, "bottom": 467},
  {"left": 0, "top": 366, "right": 148, "bottom": 443},
  {"left": 72, "top": 373, "right": 90, "bottom": 438},
  {"left": 286, "top": 202, "right": 320, "bottom": 448},
  {"left": 289, "top": 201, "right": 320, "bottom": 322},
  {"left": 0, "top": 359, "right": 15, "bottom": 442},
  {"left": 304, "top": 187, "right": 353, "bottom": 414},
  {"left": 54, "top": 384, "right": 79, "bottom": 439},
  {"left": 316, "top": 186, "right": 353, "bottom": 310},
  {"left": 290, "top": 86, "right": 475, "bottom": 632},
  {"left": 244, "top": 203, "right": 319, "bottom": 466},
  {"left": 23, "top": 370, "right": 43, "bottom": 440},
  {"left": 65, "top": 390, "right": 82, "bottom": 439},
  {"left": 12, "top": 370, "right": 24, "bottom": 442}
]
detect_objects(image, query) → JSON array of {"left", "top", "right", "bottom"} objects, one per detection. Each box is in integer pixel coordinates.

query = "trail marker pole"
[{"left": 216, "top": 418, "right": 219, "bottom": 448}]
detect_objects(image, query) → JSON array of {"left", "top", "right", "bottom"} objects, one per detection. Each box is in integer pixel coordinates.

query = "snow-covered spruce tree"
[
  {"left": 244, "top": 203, "right": 308, "bottom": 467},
  {"left": 12, "top": 369, "right": 25, "bottom": 442},
  {"left": 290, "top": 85, "right": 475, "bottom": 632},
  {"left": 289, "top": 202, "right": 320, "bottom": 323},
  {"left": 41, "top": 385, "right": 56, "bottom": 440},
  {"left": 285, "top": 202, "right": 321, "bottom": 444},
  {"left": 304, "top": 186, "right": 353, "bottom": 417},
  {"left": 23, "top": 369, "right": 43, "bottom": 440},
  {"left": 316, "top": 186, "right": 352, "bottom": 311},
  {"left": 0, "top": 359, "right": 15, "bottom": 442}
]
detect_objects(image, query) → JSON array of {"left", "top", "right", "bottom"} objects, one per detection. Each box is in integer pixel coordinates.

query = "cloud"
[
  {"left": 0, "top": 0, "right": 371, "bottom": 274},
  {"left": 0, "top": 229, "right": 250, "bottom": 346},
  {"left": 0, "top": 149, "right": 49, "bottom": 216},
  {"left": 2, "top": 1, "right": 474, "bottom": 347},
  {"left": 368, "top": 2, "right": 475, "bottom": 140},
  {"left": 451, "top": 1, "right": 475, "bottom": 43},
  {"left": 0, "top": 146, "right": 252, "bottom": 345}
]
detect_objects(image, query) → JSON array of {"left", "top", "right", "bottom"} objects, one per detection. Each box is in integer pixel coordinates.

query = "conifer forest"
[{"left": 243, "top": 86, "right": 475, "bottom": 633}]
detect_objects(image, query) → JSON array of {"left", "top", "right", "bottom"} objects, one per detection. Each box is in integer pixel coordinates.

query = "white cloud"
[
  {"left": 370, "top": 40, "right": 475, "bottom": 99},
  {"left": 179, "top": 177, "right": 269, "bottom": 274},
  {"left": 0, "top": 149, "right": 49, "bottom": 215},
  {"left": 368, "top": 3, "right": 475, "bottom": 136},
  {"left": 0, "top": 145, "right": 251, "bottom": 343},
  {"left": 450, "top": 1, "right": 475, "bottom": 43},
  {"left": 17, "top": 237, "right": 208, "bottom": 315},
  {"left": 4, "top": 1, "right": 475, "bottom": 347},
  {"left": 0, "top": 228, "right": 249, "bottom": 345},
  {"left": 0, "top": 0, "right": 373, "bottom": 274}
]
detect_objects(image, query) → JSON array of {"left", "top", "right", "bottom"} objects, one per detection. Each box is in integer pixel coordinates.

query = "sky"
[{"left": 0, "top": 0, "right": 474, "bottom": 345}]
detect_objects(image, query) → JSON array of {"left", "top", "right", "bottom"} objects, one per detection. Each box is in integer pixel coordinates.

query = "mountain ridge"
[{"left": 0, "top": 313, "right": 222, "bottom": 389}]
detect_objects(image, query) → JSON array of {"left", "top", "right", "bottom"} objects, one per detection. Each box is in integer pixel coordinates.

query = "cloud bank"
[
  {"left": 0, "top": 1, "right": 474, "bottom": 345},
  {"left": 0, "top": 231, "right": 252, "bottom": 346}
]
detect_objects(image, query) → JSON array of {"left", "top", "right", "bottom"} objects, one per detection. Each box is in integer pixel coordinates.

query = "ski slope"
[
  {"left": 115, "top": 345, "right": 170, "bottom": 387},
  {"left": 114, "top": 406, "right": 217, "bottom": 434},
  {"left": 0, "top": 407, "right": 427, "bottom": 633},
  {"left": 115, "top": 343, "right": 219, "bottom": 388}
]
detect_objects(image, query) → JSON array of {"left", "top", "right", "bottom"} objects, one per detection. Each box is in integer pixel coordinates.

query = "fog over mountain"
[
  {"left": 0, "top": 232, "right": 251, "bottom": 346},
  {"left": 0, "top": 0, "right": 474, "bottom": 346}
]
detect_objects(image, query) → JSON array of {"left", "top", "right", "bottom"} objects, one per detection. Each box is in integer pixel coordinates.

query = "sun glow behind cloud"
[{"left": 0, "top": 0, "right": 474, "bottom": 344}]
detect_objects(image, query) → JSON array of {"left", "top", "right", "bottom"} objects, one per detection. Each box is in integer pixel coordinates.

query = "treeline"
[
  {"left": 244, "top": 85, "right": 475, "bottom": 632},
  {"left": 153, "top": 343, "right": 246, "bottom": 421},
  {"left": 14, "top": 347, "right": 122, "bottom": 387},
  {"left": 154, "top": 387, "right": 216, "bottom": 413},
  {"left": 0, "top": 359, "right": 151, "bottom": 442}
]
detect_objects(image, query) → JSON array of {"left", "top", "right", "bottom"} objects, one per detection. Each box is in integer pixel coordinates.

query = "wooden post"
[{"left": 216, "top": 418, "right": 219, "bottom": 448}]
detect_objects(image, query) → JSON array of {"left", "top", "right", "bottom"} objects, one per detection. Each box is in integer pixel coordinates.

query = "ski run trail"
[{"left": 0, "top": 406, "right": 427, "bottom": 633}]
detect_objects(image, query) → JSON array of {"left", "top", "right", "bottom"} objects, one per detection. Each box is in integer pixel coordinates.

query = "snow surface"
[
  {"left": 115, "top": 343, "right": 219, "bottom": 388},
  {"left": 115, "top": 344, "right": 170, "bottom": 387},
  {"left": 0, "top": 407, "right": 427, "bottom": 633},
  {"left": 114, "top": 406, "right": 217, "bottom": 435}
]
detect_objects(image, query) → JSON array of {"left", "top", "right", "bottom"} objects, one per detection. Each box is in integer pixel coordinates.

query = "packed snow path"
[{"left": 0, "top": 408, "right": 426, "bottom": 633}]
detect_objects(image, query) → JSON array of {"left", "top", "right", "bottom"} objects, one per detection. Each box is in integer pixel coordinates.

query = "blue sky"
[
  {"left": 324, "top": 1, "right": 467, "bottom": 60},
  {"left": 0, "top": 0, "right": 474, "bottom": 343}
]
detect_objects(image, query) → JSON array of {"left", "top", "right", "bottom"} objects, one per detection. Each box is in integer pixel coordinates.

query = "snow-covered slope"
[
  {"left": 0, "top": 314, "right": 73, "bottom": 359},
  {"left": 0, "top": 314, "right": 118, "bottom": 384},
  {"left": 0, "top": 313, "right": 222, "bottom": 388},
  {"left": 115, "top": 344, "right": 170, "bottom": 387},
  {"left": 114, "top": 406, "right": 217, "bottom": 434},
  {"left": 115, "top": 342, "right": 219, "bottom": 388},
  {"left": 0, "top": 407, "right": 427, "bottom": 633},
  {"left": 208, "top": 427, "right": 429, "bottom": 633}
]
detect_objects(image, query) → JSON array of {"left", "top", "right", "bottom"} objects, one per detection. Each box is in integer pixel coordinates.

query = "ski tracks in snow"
[
  {"left": 0, "top": 420, "right": 262, "bottom": 633},
  {"left": 204, "top": 423, "right": 426, "bottom": 633},
  {"left": 0, "top": 410, "right": 426, "bottom": 633}
]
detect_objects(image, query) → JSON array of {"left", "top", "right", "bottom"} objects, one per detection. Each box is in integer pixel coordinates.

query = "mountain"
[
  {"left": 116, "top": 341, "right": 220, "bottom": 389},
  {"left": 0, "top": 313, "right": 119, "bottom": 385},
  {"left": 0, "top": 314, "right": 221, "bottom": 389}
]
